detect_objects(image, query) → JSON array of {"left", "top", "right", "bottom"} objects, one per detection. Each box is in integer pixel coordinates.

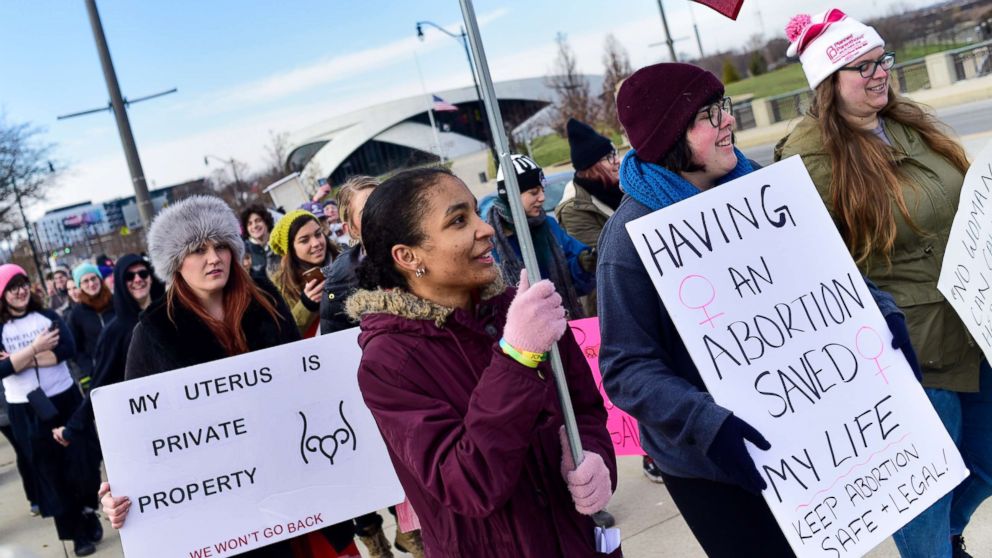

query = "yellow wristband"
[{"left": 499, "top": 338, "right": 547, "bottom": 368}]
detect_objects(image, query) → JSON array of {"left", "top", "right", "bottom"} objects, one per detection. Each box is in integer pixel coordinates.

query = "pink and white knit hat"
[{"left": 785, "top": 9, "right": 885, "bottom": 90}]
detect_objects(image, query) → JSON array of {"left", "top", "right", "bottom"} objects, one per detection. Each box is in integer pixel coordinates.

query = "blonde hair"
[{"left": 336, "top": 175, "right": 380, "bottom": 244}]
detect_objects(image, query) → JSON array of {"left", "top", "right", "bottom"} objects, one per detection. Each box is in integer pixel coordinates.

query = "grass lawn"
[
  {"left": 490, "top": 130, "right": 625, "bottom": 175},
  {"left": 724, "top": 42, "right": 969, "bottom": 101},
  {"left": 531, "top": 133, "right": 572, "bottom": 167}
]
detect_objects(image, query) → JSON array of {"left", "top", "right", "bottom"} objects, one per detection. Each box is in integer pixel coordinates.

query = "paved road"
[{"left": 746, "top": 97, "right": 992, "bottom": 166}]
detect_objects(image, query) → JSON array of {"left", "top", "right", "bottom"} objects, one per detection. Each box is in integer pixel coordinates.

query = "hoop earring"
[{"left": 415, "top": 267, "right": 426, "bottom": 278}]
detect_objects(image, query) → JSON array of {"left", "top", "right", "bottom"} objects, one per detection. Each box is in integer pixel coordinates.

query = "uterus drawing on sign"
[
  {"left": 856, "top": 326, "right": 891, "bottom": 385},
  {"left": 298, "top": 401, "right": 358, "bottom": 466},
  {"left": 678, "top": 274, "right": 725, "bottom": 329}
]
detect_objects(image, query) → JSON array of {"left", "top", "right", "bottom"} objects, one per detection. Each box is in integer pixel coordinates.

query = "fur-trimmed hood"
[{"left": 346, "top": 275, "right": 506, "bottom": 329}]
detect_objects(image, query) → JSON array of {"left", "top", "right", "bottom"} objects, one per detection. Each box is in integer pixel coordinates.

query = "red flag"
[{"left": 692, "top": 0, "right": 744, "bottom": 20}]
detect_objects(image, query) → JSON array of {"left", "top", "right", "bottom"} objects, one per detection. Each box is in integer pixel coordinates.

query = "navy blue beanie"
[{"left": 567, "top": 118, "right": 613, "bottom": 171}]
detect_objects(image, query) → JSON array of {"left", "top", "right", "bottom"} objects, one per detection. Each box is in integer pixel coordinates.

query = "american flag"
[{"left": 432, "top": 95, "right": 459, "bottom": 112}]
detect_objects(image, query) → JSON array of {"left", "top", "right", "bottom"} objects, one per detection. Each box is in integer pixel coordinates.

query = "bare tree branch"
[
  {"left": 545, "top": 33, "right": 600, "bottom": 137},
  {"left": 600, "top": 34, "right": 633, "bottom": 133},
  {"left": 0, "top": 115, "right": 61, "bottom": 233}
]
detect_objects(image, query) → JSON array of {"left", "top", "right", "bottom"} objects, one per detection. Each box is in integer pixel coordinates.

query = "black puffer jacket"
[
  {"left": 124, "top": 276, "right": 298, "bottom": 380},
  {"left": 63, "top": 254, "right": 164, "bottom": 442},
  {"left": 319, "top": 245, "right": 362, "bottom": 335}
]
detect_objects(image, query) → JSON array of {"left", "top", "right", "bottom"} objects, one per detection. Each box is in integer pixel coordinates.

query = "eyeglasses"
[
  {"left": 6, "top": 282, "right": 30, "bottom": 294},
  {"left": 839, "top": 52, "right": 896, "bottom": 78},
  {"left": 603, "top": 149, "right": 619, "bottom": 165},
  {"left": 124, "top": 269, "right": 151, "bottom": 282},
  {"left": 698, "top": 97, "right": 733, "bottom": 128}
]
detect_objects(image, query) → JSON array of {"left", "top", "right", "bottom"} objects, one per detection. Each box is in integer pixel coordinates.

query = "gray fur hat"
[{"left": 147, "top": 195, "right": 245, "bottom": 283}]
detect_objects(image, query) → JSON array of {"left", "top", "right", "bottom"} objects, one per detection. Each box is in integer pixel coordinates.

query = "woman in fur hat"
[
  {"left": 775, "top": 10, "right": 990, "bottom": 557},
  {"left": 97, "top": 196, "right": 359, "bottom": 558},
  {"left": 270, "top": 208, "right": 340, "bottom": 337},
  {"left": 348, "top": 167, "right": 620, "bottom": 557},
  {"left": 0, "top": 265, "right": 101, "bottom": 556}
]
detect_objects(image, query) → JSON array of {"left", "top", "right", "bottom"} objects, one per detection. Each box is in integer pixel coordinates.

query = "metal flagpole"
[
  {"left": 458, "top": 0, "right": 585, "bottom": 465},
  {"left": 413, "top": 51, "right": 446, "bottom": 163}
]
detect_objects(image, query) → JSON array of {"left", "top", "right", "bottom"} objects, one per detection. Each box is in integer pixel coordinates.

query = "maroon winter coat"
[{"left": 348, "top": 279, "right": 622, "bottom": 558}]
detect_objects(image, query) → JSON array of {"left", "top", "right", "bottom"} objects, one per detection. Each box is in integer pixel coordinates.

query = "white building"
[{"left": 285, "top": 76, "right": 603, "bottom": 197}]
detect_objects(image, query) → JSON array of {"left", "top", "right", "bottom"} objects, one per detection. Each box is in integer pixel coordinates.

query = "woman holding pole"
[{"left": 347, "top": 167, "right": 620, "bottom": 557}]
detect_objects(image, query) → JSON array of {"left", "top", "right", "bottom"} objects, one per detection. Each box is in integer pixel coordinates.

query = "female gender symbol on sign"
[
  {"left": 855, "top": 326, "right": 890, "bottom": 384},
  {"left": 678, "top": 274, "right": 725, "bottom": 328}
]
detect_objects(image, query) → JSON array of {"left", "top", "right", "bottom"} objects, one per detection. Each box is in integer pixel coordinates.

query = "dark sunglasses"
[{"left": 124, "top": 269, "right": 151, "bottom": 282}]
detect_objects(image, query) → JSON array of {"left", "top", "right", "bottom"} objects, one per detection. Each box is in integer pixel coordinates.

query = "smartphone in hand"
[{"left": 302, "top": 267, "right": 325, "bottom": 284}]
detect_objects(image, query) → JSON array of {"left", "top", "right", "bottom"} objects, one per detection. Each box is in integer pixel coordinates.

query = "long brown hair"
[
  {"left": 166, "top": 255, "right": 282, "bottom": 356},
  {"left": 810, "top": 78, "right": 970, "bottom": 265},
  {"left": 273, "top": 215, "right": 338, "bottom": 302}
]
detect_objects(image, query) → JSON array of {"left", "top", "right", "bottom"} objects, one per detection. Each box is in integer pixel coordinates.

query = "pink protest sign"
[
  {"left": 692, "top": 0, "right": 744, "bottom": 20},
  {"left": 569, "top": 317, "right": 646, "bottom": 457}
]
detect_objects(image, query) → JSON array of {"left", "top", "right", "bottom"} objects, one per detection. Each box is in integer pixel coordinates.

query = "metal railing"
[
  {"left": 733, "top": 100, "right": 756, "bottom": 130},
  {"left": 951, "top": 39, "right": 992, "bottom": 81},
  {"left": 891, "top": 58, "right": 930, "bottom": 93},
  {"left": 768, "top": 89, "right": 814, "bottom": 123}
]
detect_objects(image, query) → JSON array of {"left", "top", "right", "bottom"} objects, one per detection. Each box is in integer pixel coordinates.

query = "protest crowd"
[{"left": 2, "top": 7, "right": 990, "bottom": 558}]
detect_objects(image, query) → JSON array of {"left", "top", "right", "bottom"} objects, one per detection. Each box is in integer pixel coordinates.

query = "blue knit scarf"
[{"left": 619, "top": 147, "right": 754, "bottom": 211}]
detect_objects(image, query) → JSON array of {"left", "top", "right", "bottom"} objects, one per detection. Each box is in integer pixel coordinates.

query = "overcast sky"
[{"left": 1, "top": 0, "right": 933, "bottom": 218}]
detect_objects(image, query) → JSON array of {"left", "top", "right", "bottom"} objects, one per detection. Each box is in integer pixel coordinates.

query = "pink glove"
[
  {"left": 559, "top": 427, "right": 612, "bottom": 515},
  {"left": 503, "top": 269, "right": 567, "bottom": 354}
]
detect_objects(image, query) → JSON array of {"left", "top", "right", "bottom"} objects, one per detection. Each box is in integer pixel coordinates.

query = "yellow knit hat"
[{"left": 269, "top": 209, "right": 318, "bottom": 256}]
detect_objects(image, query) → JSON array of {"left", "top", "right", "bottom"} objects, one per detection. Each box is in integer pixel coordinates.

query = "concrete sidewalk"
[{"left": 3, "top": 436, "right": 990, "bottom": 557}]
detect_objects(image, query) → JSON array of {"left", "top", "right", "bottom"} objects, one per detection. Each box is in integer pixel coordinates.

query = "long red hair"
[{"left": 166, "top": 257, "right": 281, "bottom": 356}]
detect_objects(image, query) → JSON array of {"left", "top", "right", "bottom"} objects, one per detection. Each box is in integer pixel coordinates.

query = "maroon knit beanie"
[{"left": 617, "top": 63, "right": 724, "bottom": 163}]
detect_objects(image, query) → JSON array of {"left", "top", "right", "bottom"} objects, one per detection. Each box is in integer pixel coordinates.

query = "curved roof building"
[{"left": 286, "top": 76, "right": 603, "bottom": 190}]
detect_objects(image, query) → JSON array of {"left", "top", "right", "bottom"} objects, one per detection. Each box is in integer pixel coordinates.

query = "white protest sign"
[
  {"left": 938, "top": 140, "right": 992, "bottom": 360},
  {"left": 92, "top": 329, "right": 404, "bottom": 558},
  {"left": 625, "top": 156, "right": 967, "bottom": 558}
]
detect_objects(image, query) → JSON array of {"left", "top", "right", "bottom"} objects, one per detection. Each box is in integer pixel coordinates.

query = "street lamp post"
[
  {"left": 204, "top": 154, "right": 242, "bottom": 193},
  {"left": 415, "top": 20, "right": 493, "bottom": 153},
  {"left": 655, "top": 0, "right": 679, "bottom": 62},
  {"left": 82, "top": 0, "right": 154, "bottom": 227}
]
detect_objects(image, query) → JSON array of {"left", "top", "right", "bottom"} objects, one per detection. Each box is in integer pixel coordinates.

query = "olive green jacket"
[
  {"left": 775, "top": 115, "right": 980, "bottom": 392},
  {"left": 555, "top": 180, "right": 615, "bottom": 249}
]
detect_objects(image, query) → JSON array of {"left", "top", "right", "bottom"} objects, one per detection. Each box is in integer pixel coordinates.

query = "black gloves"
[
  {"left": 885, "top": 313, "right": 922, "bottom": 382},
  {"left": 706, "top": 414, "right": 771, "bottom": 494}
]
